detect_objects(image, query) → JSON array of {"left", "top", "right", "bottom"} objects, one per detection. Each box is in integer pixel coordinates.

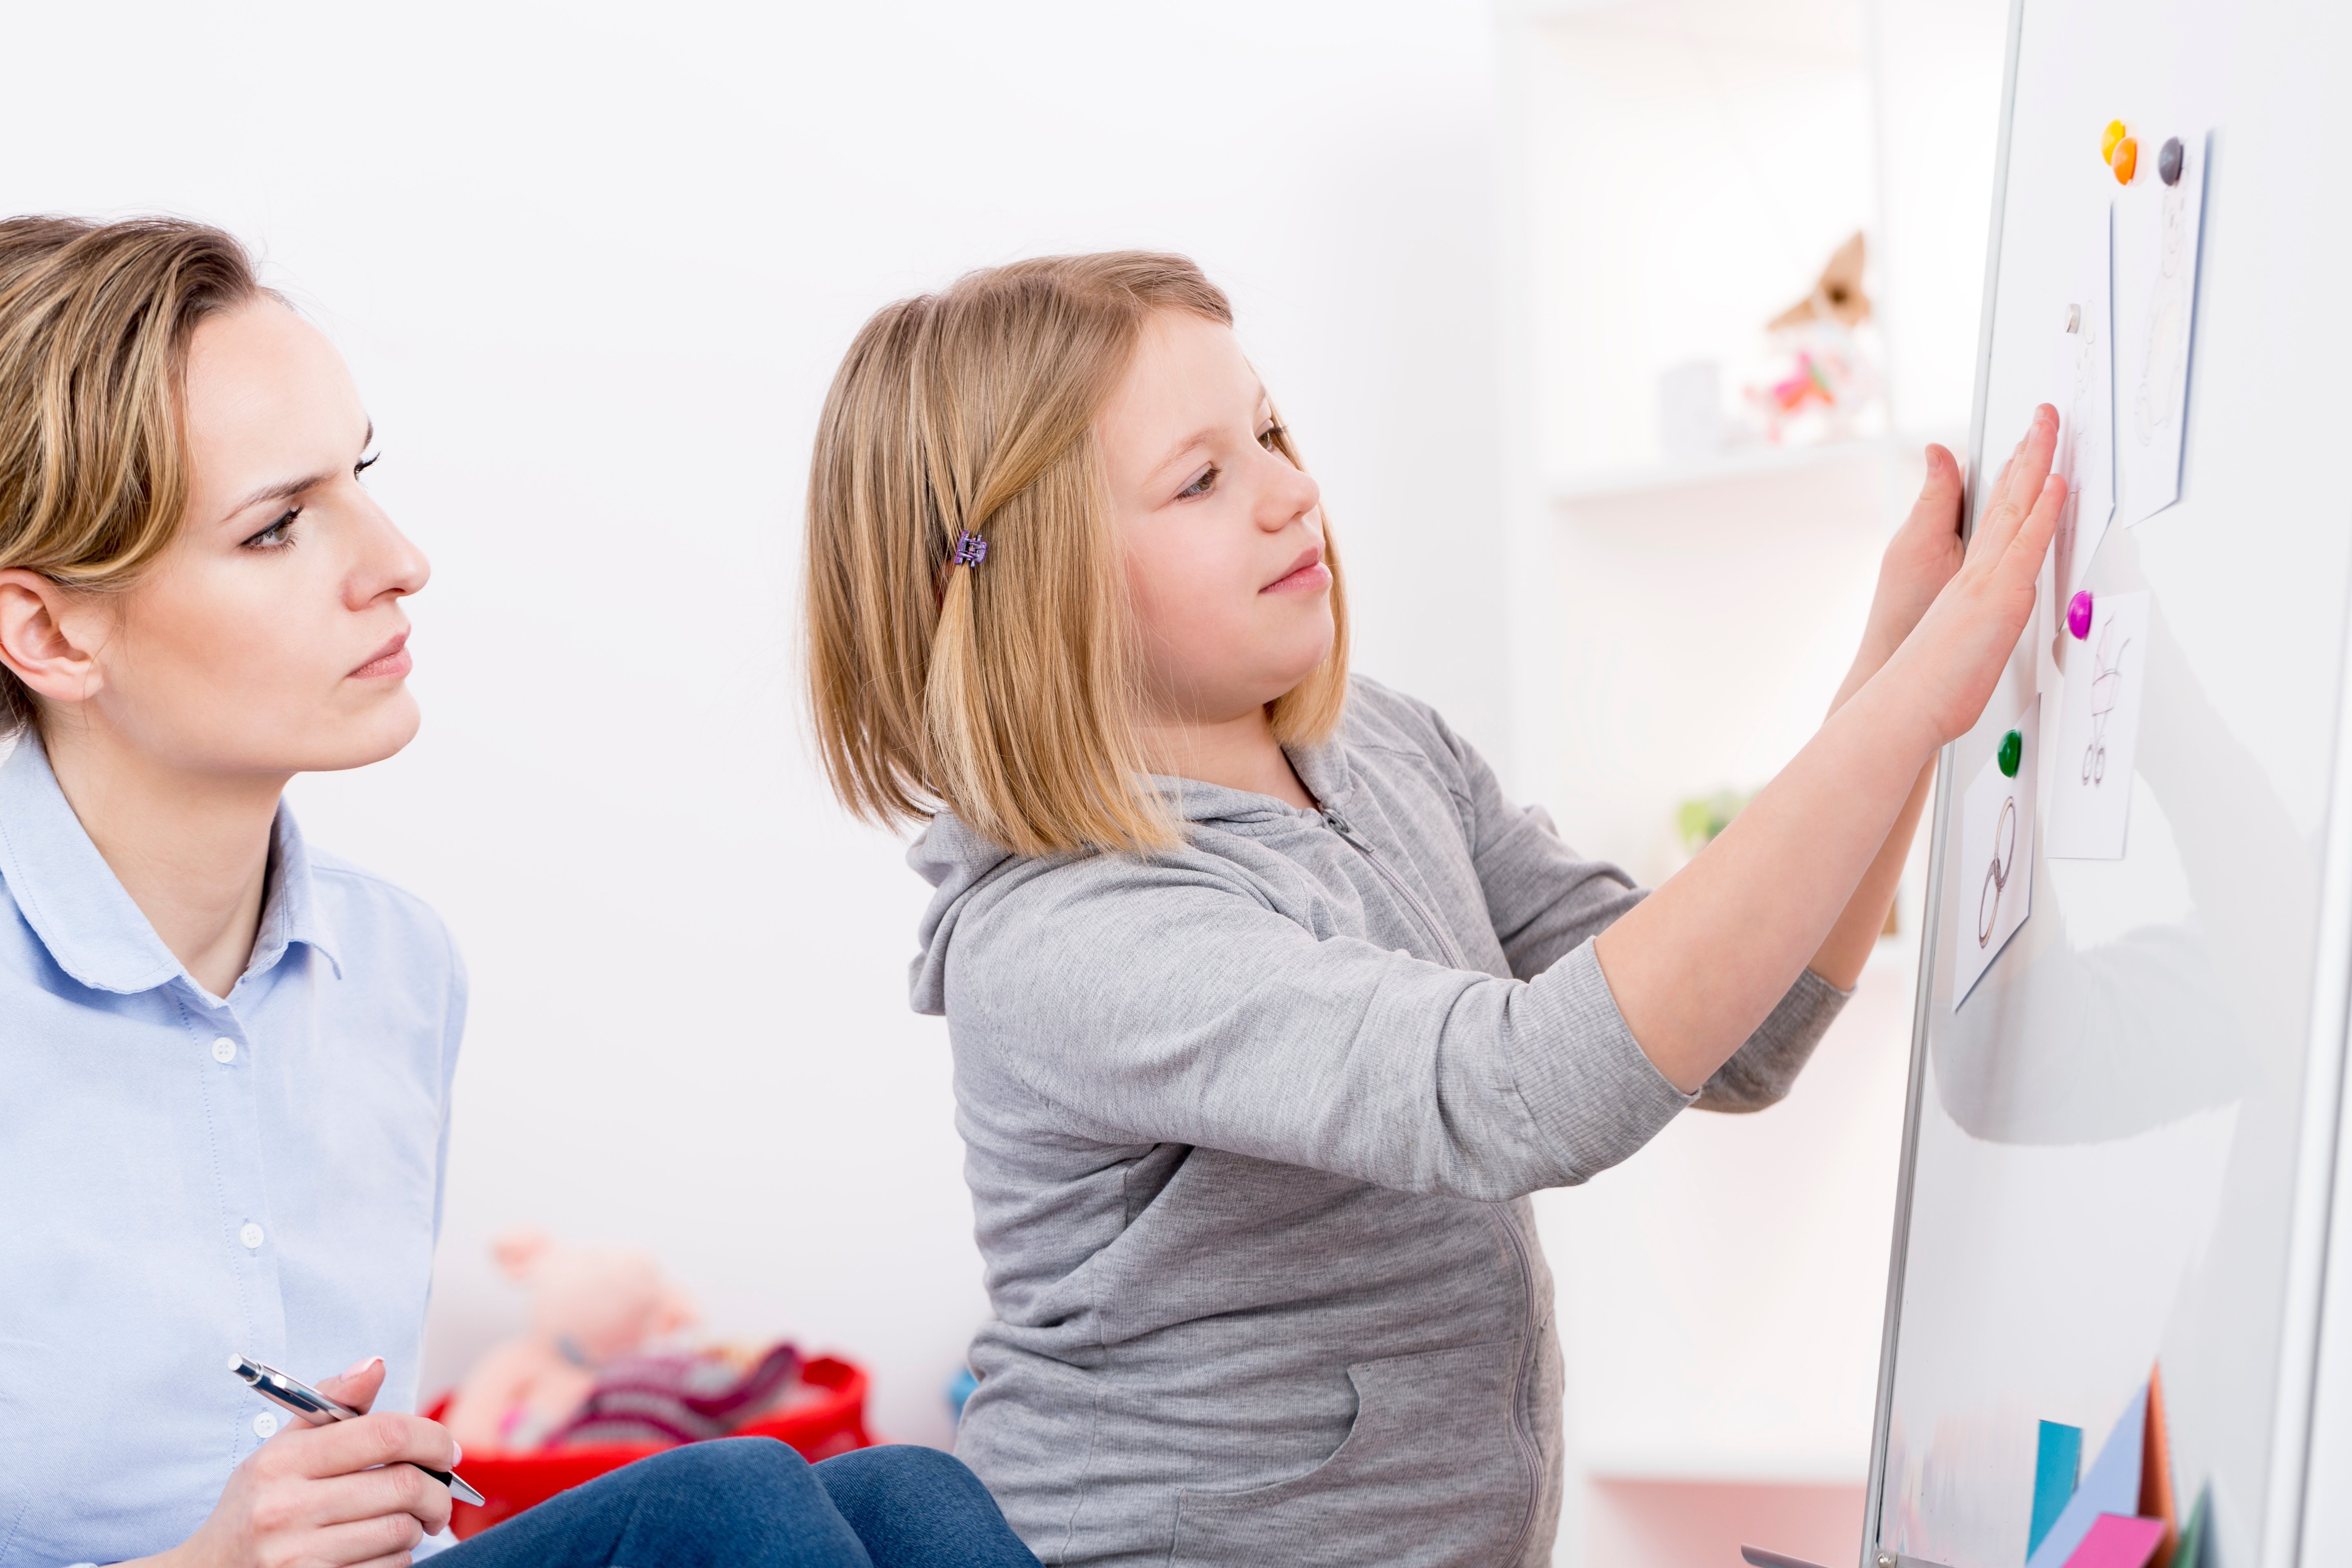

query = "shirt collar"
[{"left": 0, "top": 730, "right": 341, "bottom": 996}]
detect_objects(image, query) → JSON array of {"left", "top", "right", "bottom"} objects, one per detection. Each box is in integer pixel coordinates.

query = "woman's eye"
[
  {"left": 1177, "top": 465, "right": 1218, "bottom": 500},
  {"left": 1258, "top": 423, "right": 1284, "bottom": 451},
  {"left": 241, "top": 508, "right": 301, "bottom": 551},
  {"left": 354, "top": 451, "right": 381, "bottom": 480}
]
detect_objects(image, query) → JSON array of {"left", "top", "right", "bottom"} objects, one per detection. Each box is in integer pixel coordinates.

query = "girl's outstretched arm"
[
  {"left": 1805, "top": 439, "right": 1967, "bottom": 988},
  {"left": 1594, "top": 406, "right": 2065, "bottom": 1094}
]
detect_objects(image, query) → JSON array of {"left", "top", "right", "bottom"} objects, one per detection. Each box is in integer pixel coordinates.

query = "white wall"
[{"left": 0, "top": 0, "right": 1510, "bottom": 1445}]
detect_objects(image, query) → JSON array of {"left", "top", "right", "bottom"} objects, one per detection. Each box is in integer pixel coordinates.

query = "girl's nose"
[{"left": 1261, "top": 451, "right": 1321, "bottom": 531}]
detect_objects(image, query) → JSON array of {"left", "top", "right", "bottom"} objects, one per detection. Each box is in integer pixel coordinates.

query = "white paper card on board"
[
  {"left": 1955, "top": 697, "right": 2039, "bottom": 1008},
  {"left": 2114, "top": 129, "right": 2207, "bottom": 528},
  {"left": 2047, "top": 590, "right": 2151, "bottom": 859},
  {"left": 2052, "top": 210, "right": 2116, "bottom": 597}
]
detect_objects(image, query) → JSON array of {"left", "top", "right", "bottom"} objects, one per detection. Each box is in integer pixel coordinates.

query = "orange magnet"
[
  {"left": 2110, "top": 136, "right": 2138, "bottom": 185},
  {"left": 2101, "top": 120, "right": 2129, "bottom": 162}
]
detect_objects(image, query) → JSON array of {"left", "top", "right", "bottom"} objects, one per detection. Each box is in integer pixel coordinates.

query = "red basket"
[{"left": 428, "top": 1354, "right": 873, "bottom": 1539}]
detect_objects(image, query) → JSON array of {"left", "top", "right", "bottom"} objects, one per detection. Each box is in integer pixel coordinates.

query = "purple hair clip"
[{"left": 953, "top": 530, "right": 989, "bottom": 568}]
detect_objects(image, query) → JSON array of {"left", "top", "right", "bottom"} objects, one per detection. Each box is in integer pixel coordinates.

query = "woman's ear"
[{"left": 0, "top": 570, "right": 106, "bottom": 706}]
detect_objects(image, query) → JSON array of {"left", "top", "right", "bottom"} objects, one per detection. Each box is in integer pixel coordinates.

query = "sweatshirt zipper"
[
  {"left": 1492, "top": 1206, "right": 1544, "bottom": 1563},
  {"left": 1319, "top": 807, "right": 1470, "bottom": 969},
  {"left": 1325, "top": 802, "right": 1543, "bottom": 1557}
]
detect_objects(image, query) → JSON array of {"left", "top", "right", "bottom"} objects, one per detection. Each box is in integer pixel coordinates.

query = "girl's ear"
[{"left": 0, "top": 570, "right": 107, "bottom": 706}]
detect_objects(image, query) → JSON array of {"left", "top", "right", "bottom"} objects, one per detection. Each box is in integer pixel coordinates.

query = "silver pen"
[{"left": 231, "top": 1354, "right": 486, "bottom": 1507}]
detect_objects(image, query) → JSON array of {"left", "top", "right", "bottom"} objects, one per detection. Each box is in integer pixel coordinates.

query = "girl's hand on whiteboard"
[
  {"left": 1847, "top": 442, "right": 1967, "bottom": 689},
  {"left": 1886, "top": 404, "right": 2065, "bottom": 748}
]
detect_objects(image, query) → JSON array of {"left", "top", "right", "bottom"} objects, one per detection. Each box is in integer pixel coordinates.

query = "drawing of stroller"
[{"left": 2082, "top": 619, "right": 2132, "bottom": 785}]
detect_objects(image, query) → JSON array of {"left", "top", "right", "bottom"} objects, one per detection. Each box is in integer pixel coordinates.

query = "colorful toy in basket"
[
  {"left": 430, "top": 1230, "right": 873, "bottom": 1537},
  {"left": 443, "top": 1229, "right": 712, "bottom": 1452},
  {"left": 549, "top": 1342, "right": 804, "bottom": 1446}
]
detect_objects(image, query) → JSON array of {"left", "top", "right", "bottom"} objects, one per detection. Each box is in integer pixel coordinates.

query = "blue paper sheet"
[
  {"left": 2029, "top": 1420, "right": 2084, "bottom": 1555},
  {"left": 2024, "top": 1384, "right": 2147, "bottom": 1568}
]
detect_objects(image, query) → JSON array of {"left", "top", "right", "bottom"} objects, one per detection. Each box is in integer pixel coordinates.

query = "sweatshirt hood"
[{"left": 906, "top": 726, "right": 1359, "bottom": 1017}]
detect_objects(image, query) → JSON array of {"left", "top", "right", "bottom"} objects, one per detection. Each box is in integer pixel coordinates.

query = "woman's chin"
[{"left": 292, "top": 697, "right": 424, "bottom": 775}]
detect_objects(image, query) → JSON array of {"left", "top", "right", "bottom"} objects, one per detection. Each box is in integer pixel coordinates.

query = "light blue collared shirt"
[{"left": 0, "top": 733, "right": 465, "bottom": 1568}]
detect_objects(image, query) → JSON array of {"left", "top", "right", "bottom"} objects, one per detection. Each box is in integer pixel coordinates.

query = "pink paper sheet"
[{"left": 2062, "top": 1513, "right": 2166, "bottom": 1568}]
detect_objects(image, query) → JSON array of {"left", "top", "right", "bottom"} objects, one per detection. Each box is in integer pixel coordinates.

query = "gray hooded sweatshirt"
[{"left": 910, "top": 677, "right": 1847, "bottom": 1567}]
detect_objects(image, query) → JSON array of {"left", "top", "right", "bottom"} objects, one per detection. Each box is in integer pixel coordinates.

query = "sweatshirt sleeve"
[
  {"left": 1430, "top": 702, "right": 1851, "bottom": 1112},
  {"left": 949, "top": 863, "right": 1695, "bottom": 1203}
]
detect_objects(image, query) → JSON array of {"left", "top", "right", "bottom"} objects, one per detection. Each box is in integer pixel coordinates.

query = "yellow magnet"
[{"left": 2101, "top": 120, "right": 2128, "bottom": 162}]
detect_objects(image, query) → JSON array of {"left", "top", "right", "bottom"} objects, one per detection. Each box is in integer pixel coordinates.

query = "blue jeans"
[{"left": 437, "top": 1439, "right": 1042, "bottom": 1568}]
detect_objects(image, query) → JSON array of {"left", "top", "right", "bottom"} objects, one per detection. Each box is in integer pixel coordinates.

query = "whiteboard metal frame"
[
  {"left": 1858, "top": 4, "right": 2352, "bottom": 1563},
  {"left": 1858, "top": 0, "right": 2027, "bottom": 1560},
  {"left": 2259, "top": 463, "right": 2352, "bottom": 1566}
]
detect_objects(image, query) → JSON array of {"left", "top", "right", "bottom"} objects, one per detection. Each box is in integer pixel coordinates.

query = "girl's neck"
[
  {"left": 38, "top": 718, "right": 289, "bottom": 1000},
  {"left": 1137, "top": 702, "right": 1316, "bottom": 810}
]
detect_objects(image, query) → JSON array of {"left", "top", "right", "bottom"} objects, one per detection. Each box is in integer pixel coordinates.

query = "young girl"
[
  {"left": 0, "top": 216, "right": 1038, "bottom": 1568},
  {"left": 804, "top": 252, "right": 2061, "bottom": 1566}
]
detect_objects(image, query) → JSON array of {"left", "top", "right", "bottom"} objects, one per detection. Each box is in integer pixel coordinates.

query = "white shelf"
[{"left": 1547, "top": 429, "right": 1966, "bottom": 505}]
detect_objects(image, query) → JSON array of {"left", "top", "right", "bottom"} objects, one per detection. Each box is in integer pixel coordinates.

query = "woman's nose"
[{"left": 348, "top": 501, "right": 431, "bottom": 607}]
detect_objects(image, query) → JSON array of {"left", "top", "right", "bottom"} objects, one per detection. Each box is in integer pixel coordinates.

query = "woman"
[{"left": 0, "top": 216, "right": 1036, "bottom": 1568}]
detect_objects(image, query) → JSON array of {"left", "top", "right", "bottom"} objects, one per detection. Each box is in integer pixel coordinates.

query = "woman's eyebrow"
[{"left": 219, "top": 422, "right": 374, "bottom": 519}]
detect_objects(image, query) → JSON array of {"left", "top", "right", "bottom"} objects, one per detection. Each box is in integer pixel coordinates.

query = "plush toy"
[{"left": 441, "top": 1229, "right": 700, "bottom": 1452}]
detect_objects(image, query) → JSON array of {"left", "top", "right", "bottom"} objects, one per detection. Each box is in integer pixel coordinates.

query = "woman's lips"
[
  {"left": 1262, "top": 549, "right": 1331, "bottom": 595},
  {"left": 350, "top": 632, "right": 412, "bottom": 679}
]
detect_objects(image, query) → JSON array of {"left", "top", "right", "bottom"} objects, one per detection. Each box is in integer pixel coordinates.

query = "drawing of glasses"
[
  {"left": 2082, "top": 621, "right": 2133, "bottom": 786},
  {"left": 1978, "top": 795, "right": 2018, "bottom": 949}
]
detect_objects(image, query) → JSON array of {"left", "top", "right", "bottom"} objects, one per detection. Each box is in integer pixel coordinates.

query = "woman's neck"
[
  {"left": 39, "top": 719, "right": 288, "bottom": 1000},
  {"left": 1136, "top": 702, "right": 1316, "bottom": 809}
]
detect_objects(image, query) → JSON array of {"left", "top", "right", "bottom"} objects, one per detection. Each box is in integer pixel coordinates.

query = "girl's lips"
[
  {"left": 1262, "top": 551, "right": 1331, "bottom": 595},
  {"left": 350, "top": 633, "right": 411, "bottom": 679}
]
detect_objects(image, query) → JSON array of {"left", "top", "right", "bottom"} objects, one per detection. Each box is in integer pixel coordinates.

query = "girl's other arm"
[
  {"left": 1594, "top": 408, "right": 2064, "bottom": 1094},
  {"left": 1804, "top": 441, "right": 1968, "bottom": 989}
]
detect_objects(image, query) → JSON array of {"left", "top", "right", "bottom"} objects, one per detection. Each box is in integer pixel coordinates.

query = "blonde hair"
[
  {"left": 805, "top": 252, "right": 1350, "bottom": 857},
  {"left": 0, "top": 215, "right": 261, "bottom": 731}
]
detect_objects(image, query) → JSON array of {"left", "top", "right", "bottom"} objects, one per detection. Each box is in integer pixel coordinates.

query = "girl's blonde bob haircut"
[
  {"left": 0, "top": 216, "right": 261, "bottom": 733},
  {"left": 805, "top": 252, "right": 1350, "bottom": 857}
]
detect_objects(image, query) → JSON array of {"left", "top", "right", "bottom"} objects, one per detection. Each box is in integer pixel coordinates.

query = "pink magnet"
[{"left": 2067, "top": 590, "right": 2094, "bottom": 640}]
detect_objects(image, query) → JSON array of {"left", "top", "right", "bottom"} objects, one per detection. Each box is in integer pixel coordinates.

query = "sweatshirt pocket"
[{"left": 1169, "top": 1338, "right": 1531, "bottom": 1568}]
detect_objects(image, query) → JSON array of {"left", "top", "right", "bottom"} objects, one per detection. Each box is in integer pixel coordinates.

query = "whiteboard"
[{"left": 1864, "top": 2, "right": 2352, "bottom": 1566}]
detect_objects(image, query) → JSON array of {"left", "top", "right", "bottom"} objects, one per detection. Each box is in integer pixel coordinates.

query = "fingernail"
[
  {"left": 343, "top": 1356, "right": 383, "bottom": 1379},
  {"left": 450, "top": 1442, "right": 463, "bottom": 1466}
]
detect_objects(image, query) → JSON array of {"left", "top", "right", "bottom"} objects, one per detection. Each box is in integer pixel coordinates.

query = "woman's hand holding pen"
[{"left": 130, "top": 1358, "right": 459, "bottom": 1568}]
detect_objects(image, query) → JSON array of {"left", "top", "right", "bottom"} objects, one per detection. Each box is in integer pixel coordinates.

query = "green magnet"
[{"left": 1998, "top": 729, "right": 2023, "bottom": 778}]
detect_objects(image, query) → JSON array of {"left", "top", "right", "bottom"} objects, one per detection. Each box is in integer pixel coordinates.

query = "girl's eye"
[
  {"left": 241, "top": 508, "right": 301, "bottom": 551},
  {"left": 1258, "top": 423, "right": 1284, "bottom": 451},
  {"left": 1177, "top": 465, "right": 1218, "bottom": 500},
  {"left": 354, "top": 451, "right": 381, "bottom": 480}
]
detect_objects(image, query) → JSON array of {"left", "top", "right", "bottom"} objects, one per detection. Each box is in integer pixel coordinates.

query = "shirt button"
[
  {"left": 239, "top": 1223, "right": 265, "bottom": 1250},
  {"left": 252, "top": 1410, "right": 279, "bottom": 1439},
  {"left": 211, "top": 1037, "right": 237, "bottom": 1064}
]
